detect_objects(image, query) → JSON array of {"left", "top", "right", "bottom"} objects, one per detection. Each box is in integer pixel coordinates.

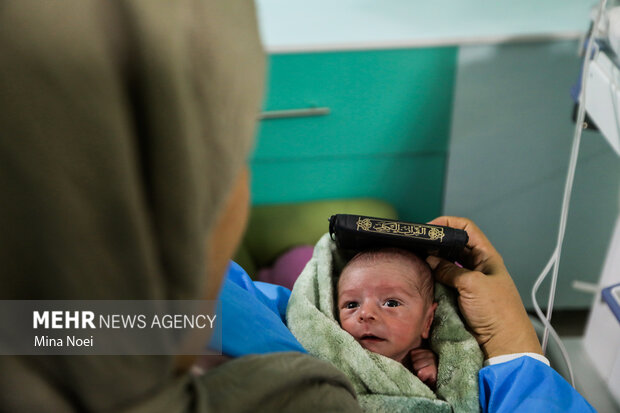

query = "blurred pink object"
[{"left": 257, "top": 245, "right": 314, "bottom": 290}]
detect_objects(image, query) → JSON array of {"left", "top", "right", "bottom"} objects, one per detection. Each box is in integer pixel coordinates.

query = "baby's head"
[{"left": 337, "top": 248, "right": 437, "bottom": 363}]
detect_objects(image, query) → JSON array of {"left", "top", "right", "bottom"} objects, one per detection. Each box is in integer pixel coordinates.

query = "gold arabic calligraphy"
[{"left": 356, "top": 217, "right": 445, "bottom": 241}]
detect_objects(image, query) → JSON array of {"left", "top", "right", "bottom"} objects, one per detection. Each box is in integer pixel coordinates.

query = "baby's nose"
[{"left": 358, "top": 303, "right": 377, "bottom": 321}]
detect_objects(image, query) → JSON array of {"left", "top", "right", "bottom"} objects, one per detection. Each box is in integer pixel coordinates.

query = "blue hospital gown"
[{"left": 212, "top": 262, "right": 596, "bottom": 412}]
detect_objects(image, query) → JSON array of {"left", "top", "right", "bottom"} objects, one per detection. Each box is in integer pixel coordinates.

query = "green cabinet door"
[
  {"left": 250, "top": 47, "right": 457, "bottom": 221},
  {"left": 252, "top": 154, "right": 446, "bottom": 222}
]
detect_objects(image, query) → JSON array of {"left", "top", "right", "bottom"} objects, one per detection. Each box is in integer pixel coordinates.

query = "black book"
[{"left": 329, "top": 214, "right": 468, "bottom": 261}]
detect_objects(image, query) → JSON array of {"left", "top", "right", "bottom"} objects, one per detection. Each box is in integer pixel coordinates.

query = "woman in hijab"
[{"left": 0, "top": 1, "right": 360, "bottom": 411}]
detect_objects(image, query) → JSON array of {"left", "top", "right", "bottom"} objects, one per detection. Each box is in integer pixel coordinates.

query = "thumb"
[{"left": 426, "top": 255, "right": 470, "bottom": 290}]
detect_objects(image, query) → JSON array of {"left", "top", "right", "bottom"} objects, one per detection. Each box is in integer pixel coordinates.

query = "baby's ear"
[{"left": 421, "top": 302, "right": 438, "bottom": 339}]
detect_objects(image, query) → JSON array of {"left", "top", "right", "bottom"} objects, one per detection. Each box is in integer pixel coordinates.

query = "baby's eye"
[
  {"left": 384, "top": 299, "right": 400, "bottom": 307},
  {"left": 345, "top": 302, "right": 359, "bottom": 309}
]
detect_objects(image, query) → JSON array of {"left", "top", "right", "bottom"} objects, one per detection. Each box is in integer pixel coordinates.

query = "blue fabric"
[
  {"left": 209, "top": 261, "right": 306, "bottom": 357},
  {"left": 479, "top": 356, "right": 596, "bottom": 412}
]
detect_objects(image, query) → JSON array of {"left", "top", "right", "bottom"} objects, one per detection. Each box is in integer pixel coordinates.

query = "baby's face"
[{"left": 337, "top": 260, "right": 436, "bottom": 363}]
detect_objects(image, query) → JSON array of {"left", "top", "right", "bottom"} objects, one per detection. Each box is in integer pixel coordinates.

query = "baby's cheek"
[
  {"left": 343, "top": 322, "right": 361, "bottom": 341},
  {"left": 339, "top": 314, "right": 353, "bottom": 333}
]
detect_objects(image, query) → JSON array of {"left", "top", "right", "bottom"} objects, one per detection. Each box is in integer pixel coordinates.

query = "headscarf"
[{"left": 0, "top": 1, "right": 264, "bottom": 411}]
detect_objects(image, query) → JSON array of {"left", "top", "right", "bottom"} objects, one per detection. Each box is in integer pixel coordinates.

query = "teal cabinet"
[
  {"left": 250, "top": 47, "right": 457, "bottom": 222},
  {"left": 252, "top": 154, "right": 446, "bottom": 222}
]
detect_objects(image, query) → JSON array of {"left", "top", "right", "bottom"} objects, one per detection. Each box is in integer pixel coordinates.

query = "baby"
[{"left": 337, "top": 248, "right": 439, "bottom": 388}]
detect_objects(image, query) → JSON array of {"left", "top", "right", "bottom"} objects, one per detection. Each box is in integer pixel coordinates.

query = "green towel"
[{"left": 287, "top": 234, "right": 483, "bottom": 413}]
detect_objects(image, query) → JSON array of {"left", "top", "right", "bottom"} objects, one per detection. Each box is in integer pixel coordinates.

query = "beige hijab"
[{"left": 0, "top": 0, "right": 263, "bottom": 410}]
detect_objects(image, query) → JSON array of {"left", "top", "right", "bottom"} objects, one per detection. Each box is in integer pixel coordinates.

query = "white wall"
[
  {"left": 444, "top": 40, "right": 620, "bottom": 309},
  {"left": 584, "top": 213, "right": 620, "bottom": 395}
]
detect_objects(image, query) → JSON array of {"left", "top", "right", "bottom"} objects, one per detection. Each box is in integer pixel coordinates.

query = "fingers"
[
  {"left": 426, "top": 255, "right": 471, "bottom": 290},
  {"left": 409, "top": 349, "right": 438, "bottom": 389},
  {"left": 409, "top": 348, "right": 434, "bottom": 362},
  {"left": 427, "top": 216, "right": 490, "bottom": 252},
  {"left": 415, "top": 366, "right": 437, "bottom": 389},
  {"left": 409, "top": 349, "right": 436, "bottom": 371},
  {"left": 427, "top": 216, "right": 504, "bottom": 273}
]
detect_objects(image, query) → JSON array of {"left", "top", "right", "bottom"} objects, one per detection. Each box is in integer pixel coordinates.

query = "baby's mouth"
[{"left": 360, "top": 334, "right": 385, "bottom": 343}]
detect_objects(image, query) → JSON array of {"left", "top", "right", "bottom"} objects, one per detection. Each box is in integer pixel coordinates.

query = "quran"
[{"left": 329, "top": 214, "right": 468, "bottom": 261}]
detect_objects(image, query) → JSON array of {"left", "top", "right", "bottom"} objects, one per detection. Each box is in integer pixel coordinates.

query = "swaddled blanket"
[{"left": 287, "top": 233, "right": 483, "bottom": 413}]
